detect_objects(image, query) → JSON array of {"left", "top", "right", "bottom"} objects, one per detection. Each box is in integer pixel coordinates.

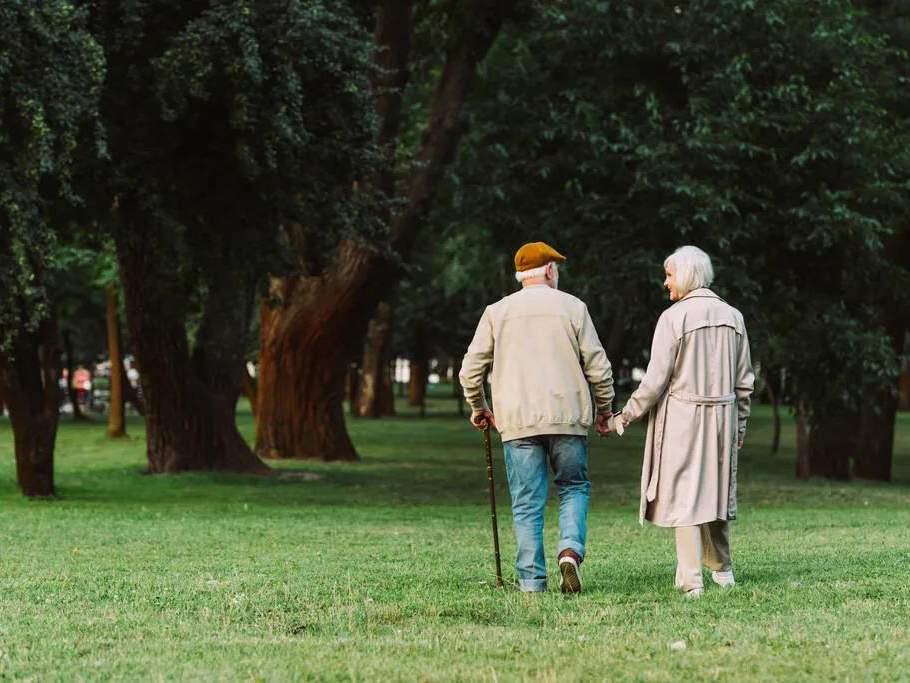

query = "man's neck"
[{"left": 522, "top": 278, "right": 550, "bottom": 288}]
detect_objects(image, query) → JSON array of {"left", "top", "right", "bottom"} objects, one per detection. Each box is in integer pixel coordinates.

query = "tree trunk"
[
  {"left": 255, "top": 252, "right": 372, "bottom": 461},
  {"left": 807, "top": 412, "right": 854, "bottom": 480},
  {"left": 0, "top": 317, "right": 61, "bottom": 497},
  {"left": 62, "top": 329, "right": 86, "bottom": 420},
  {"left": 381, "top": 358, "right": 396, "bottom": 416},
  {"left": 408, "top": 358, "right": 427, "bottom": 409},
  {"left": 764, "top": 367, "right": 782, "bottom": 453},
  {"left": 853, "top": 386, "right": 897, "bottom": 481},
  {"left": 352, "top": 302, "right": 393, "bottom": 418},
  {"left": 345, "top": 363, "right": 358, "bottom": 404},
  {"left": 116, "top": 205, "right": 267, "bottom": 474},
  {"left": 105, "top": 285, "right": 126, "bottom": 438},
  {"left": 453, "top": 359, "right": 465, "bottom": 417},
  {"left": 899, "top": 355, "right": 910, "bottom": 411},
  {"left": 241, "top": 362, "right": 258, "bottom": 419},
  {"left": 795, "top": 400, "right": 810, "bottom": 480},
  {"left": 852, "top": 316, "right": 905, "bottom": 480}
]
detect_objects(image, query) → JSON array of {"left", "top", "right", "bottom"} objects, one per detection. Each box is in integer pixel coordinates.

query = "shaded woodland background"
[{"left": 2, "top": 0, "right": 909, "bottom": 498}]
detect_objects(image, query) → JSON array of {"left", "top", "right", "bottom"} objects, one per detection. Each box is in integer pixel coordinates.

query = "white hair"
[
  {"left": 515, "top": 263, "right": 552, "bottom": 283},
  {"left": 664, "top": 246, "right": 714, "bottom": 297}
]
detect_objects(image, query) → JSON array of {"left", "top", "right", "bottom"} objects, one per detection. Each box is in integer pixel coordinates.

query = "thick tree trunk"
[
  {"left": 62, "top": 329, "right": 86, "bottom": 420},
  {"left": 352, "top": 302, "right": 393, "bottom": 418},
  {"left": 0, "top": 390, "right": 5, "bottom": 416},
  {"left": 0, "top": 317, "right": 61, "bottom": 497},
  {"left": 105, "top": 286, "right": 126, "bottom": 438},
  {"left": 116, "top": 206, "right": 267, "bottom": 474},
  {"left": 255, "top": 251, "right": 373, "bottom": 461},
  {"left": 807, "top": 412, "right": 854, "bottom": 480}
]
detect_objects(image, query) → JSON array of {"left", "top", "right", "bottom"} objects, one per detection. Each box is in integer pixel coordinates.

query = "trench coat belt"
[{"left": 669, "top": 390, "right": 736, "bottom": 405}]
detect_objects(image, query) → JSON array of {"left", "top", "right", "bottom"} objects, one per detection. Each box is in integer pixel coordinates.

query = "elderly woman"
[{"left": 611, "top": 246, "right": 754, "bottom": 597}]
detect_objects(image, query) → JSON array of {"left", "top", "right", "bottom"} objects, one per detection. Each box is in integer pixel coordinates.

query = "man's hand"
[
  {"left": 471, "top": 409, "right": 496, "bottom": 431},
  {"left": 595, "top": 412, "right": 613, "bottom": 437}
]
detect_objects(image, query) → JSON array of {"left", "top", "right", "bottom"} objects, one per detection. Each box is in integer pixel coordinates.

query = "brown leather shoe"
[{"left": 558, "top": 550, "right": 582, "bottom": 594}]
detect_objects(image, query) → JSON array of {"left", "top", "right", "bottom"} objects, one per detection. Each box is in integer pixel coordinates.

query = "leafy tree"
[
  {"left": 431, "top": 0, "right": 910, "bottom": 478},
  {"left": 84, "top": 0, "right": 381, "bottom": 472},
  {"left": 255, "top": 0, "right": 528, "bottom": 460},
  {"left": 0, "top": 1, "right": 104, "bottom": 497}
]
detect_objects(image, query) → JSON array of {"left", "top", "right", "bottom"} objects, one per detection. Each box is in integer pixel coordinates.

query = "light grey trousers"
[{"left": 674, "top": 521, "right": 732, "bottom": 591}]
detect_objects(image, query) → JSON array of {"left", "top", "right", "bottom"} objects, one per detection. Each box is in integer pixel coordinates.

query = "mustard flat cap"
[{"left": 514, "top": 242, "right": 566, "bottom": 272}]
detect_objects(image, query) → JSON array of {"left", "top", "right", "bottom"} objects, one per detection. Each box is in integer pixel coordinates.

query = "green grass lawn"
[{"left": 1, "top": 391, "right": 909, "bottom": 682}]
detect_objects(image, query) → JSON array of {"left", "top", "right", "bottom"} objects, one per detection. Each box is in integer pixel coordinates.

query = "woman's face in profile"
[{"left": 664, "top": 264, "right": 680, "bottom": 301}]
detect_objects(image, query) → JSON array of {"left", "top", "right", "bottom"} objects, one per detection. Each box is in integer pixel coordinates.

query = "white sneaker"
[
  {"left": 558, "top": 554, "right": 582, "bottom": 594},
  {"left": 711, "top": 570, "right": 735, "bottom": 588},
  {"left": 684, "top": 587, "right": 703, "bottom": 599}
]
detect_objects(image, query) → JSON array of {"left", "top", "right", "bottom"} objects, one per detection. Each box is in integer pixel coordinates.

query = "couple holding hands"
[{"left": 459, "top": 242, "right": 754, "bottom": 597}]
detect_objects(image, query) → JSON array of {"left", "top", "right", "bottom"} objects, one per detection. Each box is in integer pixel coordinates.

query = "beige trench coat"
[{"left": 620, "top": 289, "right": 755, "bottom": 527}]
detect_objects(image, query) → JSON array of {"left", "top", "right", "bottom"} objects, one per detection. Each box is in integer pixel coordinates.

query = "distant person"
[
  {"left": 459, "top": 242, "right": 615, "bottom": 593},
  {"left": 74, "top": 366, "right": 91, "bottom": 408},
  {"left": 607, "top": 246, "right": 754, "bottom": 597}
]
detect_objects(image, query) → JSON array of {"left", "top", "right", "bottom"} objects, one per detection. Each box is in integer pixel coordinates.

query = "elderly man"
[{"left": 459, "top": 242, "right": 614, "bottom": 593}]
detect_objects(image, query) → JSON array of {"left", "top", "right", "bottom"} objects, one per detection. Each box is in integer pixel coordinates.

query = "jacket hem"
[
  {"left": 644, "top": 514, "right": 733, "bottom": 528},
  {"left": 500, "top": 423, "right": 589, "bottom": 442}
]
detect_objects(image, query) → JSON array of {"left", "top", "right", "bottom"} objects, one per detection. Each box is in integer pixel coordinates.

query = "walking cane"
[{"left": 483, "top": 424, "right": 504, "bottom": 588}]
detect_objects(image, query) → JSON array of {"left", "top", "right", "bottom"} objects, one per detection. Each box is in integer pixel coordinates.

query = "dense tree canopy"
[
  {"left": 431, "top": 0, "right": 910, "bottom": 410},
  {"left": 0, "top": 1, "right": 104, "bottom": 352}
]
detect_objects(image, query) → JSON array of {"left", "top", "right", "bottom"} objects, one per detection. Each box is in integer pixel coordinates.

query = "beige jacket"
[
  {"left": 459, "top": 285, "right": 614, "bottom": 441},
  {"left": 619, "top": 289, "right": 754, "bottom": 526}
]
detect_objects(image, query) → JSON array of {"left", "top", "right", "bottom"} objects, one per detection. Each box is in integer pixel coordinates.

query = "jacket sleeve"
[
  {"left": 458, "top": 307, "right": 494, "bottom": 413},
  {"left": 577, "top": 304, "right": 614, "bottom": 414},
  {"left": 621, "top": 312, "right": 679, "bottom": 425},
  {"left": 735, "top": 324, "right": 755, "bottom": 441}
]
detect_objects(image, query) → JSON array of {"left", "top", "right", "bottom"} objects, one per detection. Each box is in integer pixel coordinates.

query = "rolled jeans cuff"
[
  {"left": 557, "top": 539, "right": 585, "bottom": 562},
  {"left": 518, "top": 578, "right": 547, "bottom": 592}
]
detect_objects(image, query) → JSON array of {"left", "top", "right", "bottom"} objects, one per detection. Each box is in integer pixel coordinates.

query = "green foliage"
[
  {"left": 89, "top": 0, "right": 383, "bottom": 282},
  {"left": 0, "top": 1, "right": 104, "bottom": 351},
  {"left": 431, "top": 0, "right": 910, "bottom": 416}
]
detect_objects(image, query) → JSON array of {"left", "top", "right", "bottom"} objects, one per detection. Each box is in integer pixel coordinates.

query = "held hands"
[
  {"left": 596, "top": 412, "right": 626, "bottom": 437},
  {"left": 595, "top": 412, "right": 613, "bottom": 437},
  {"left": 471, "top": 409, "right": 497, "bottom": 431}
]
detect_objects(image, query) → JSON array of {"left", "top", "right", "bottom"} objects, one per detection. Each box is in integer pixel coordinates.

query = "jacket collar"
[
  {"left": 682, "top": 287, "right": 718, "bottom": 300},
  {"left": 679, "top": 287, "right": 724, "bottom": 303}
]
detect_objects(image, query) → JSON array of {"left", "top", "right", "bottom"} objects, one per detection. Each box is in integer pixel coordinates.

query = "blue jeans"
[{"left": 502, "top": 435, "right": 590, "bottom": 592}]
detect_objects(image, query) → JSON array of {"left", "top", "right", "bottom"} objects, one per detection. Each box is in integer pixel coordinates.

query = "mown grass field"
[{"left": 1, "top": 390, "right": 909, "bottom": 682}]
